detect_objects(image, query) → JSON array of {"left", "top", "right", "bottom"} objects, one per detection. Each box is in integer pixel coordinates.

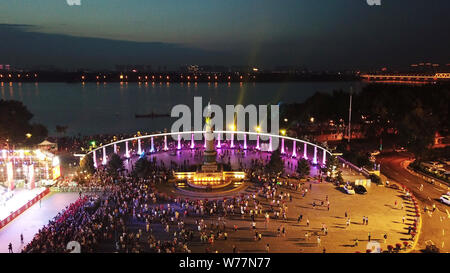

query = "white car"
[
  {"left": 440, "top": 195, "right": 450, "bottom": 206},
  {"left": 344, "top": 185, "right": 355, "bottom": 195}
]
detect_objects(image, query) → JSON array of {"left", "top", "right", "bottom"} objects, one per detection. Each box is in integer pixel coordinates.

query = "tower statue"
[{"left": 201, "top": 102, "right": 218, "bottom": 172}]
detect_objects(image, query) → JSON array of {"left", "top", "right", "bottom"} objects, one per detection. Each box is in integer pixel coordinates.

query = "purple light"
[
  {"left": 244, "top": 134, "right": 247, "bottom": 150},
  {"left": 303, "top": 143, "right": 308, "bottom": 159},
  {"left": 177, "top": 134, "right": 181, "bottom": 150},
  {"left": 292, "top": 141, "right": 297, "bottom": 157},
  {"left": 150, "top": 137, "right": 155, "bottom": 152},
  {"left": 313, "top": 146, "right": 317, "bottom": 164},
  {"left": 125, "top": 141, "right": 130, "bottom": 158},
  {"left": 322, "top": 149, "right": 326, "bottom": 165},
  {"left": 217, "top": 133, "right": 221, "bottom": 148},
  {"left": 231, "top": 132, "right": 235, "bottom": 148},
  {"left": 281, "top": 138, "right": 285, "bottom": 154},
  {"left": 93, "top": 150, "right": 98, "bottom": 168},
  {"left": 102, "top": 147, "right": 107, "bottom": 165}
]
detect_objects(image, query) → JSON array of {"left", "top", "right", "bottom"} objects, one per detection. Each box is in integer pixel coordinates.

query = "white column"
[
  {"left": 256, "top": 134, "right": 260, "bottom": 150},
  {"left": 102, "top": 146, "right": 107, "bottom": 165},
  {"left": 322, "top": 149, "right": 327, "bottom": 165},
  {"left": 177, "top": 134, "right": 181, "bottom": 150},
  {"left": 243, "top": 134, "right": 247, "bottom": 150},
  {"left": 93, "top": 150, "right": 98, "bottom": 168},
  {"left": 281, "top": 138, "right": 285, "bottom": 154},
  {"left": 230, "top": 132, "right": 235, "bottom": 148},
  {"left": 164, "top": 136, "right": 168, "bottom": 151},
  {"left": 114, "top": 143, "right": 117, "bottom": 154},
  {"left": 292, "top": 141, "right": 297, "bottom": 157},
  {"left": 125, "top": 141, "right": 130, "bottom": 158},
  {"left": 138, "top": 139, "right": 142, "bottom": 154},
  {"left": 303, "top": 143, "right": 308, "bottom": 159},
  {"left": 190, "top": 133, "right": 195, "bottom": 149},
  {"left": 150, "top": 137, "right": 155, "bottom": 152},
  {"left": 269, "top": 136, "right": 272, "bottom": 152},
  {"left": 217, "top": 133, "right": 221, "bottom": 148},
  {"left": 313, "top": 146, "right": 318, "bottom": 164}
]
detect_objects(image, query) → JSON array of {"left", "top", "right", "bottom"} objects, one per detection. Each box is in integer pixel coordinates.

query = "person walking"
[
  {"left": 354, "top": 239, "right": 358, "bottom": 247},
  {"left": 317, "top": 236, "right": 321, "bottom": 246},
  {"left": 265, "top": 244, "right": 270, "bottom": 253},
  {"left": 383, "top": 233, "right": 387, "bottom": 243},
  {"left": 20, "top": 234, "right": 24, "bottom": 244},
  {"left": 8, "top": 243, "right": 13, "bottom": 253},
  {"left": 368, "top": 232, "right": 371, "bottom": 242}
]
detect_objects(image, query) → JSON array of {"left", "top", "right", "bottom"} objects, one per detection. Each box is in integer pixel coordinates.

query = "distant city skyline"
[{"left": 0, "top": 0, "right": 449, "bottom": 70}]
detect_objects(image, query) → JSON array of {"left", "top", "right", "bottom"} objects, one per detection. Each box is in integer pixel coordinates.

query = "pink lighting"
[
  {"left": 190, "top": 133, "right": 194, "bottom": 149},
  {"left": 150, "top": 137, "right": 155, "bottom": 152},
  {"left": 244, "top": 134, "right": 247, "bottom": 150},
  {"left": 125, "top": 141, "right": 130, "bottom": 158},
  {"left": 102, "top": 147, "right": 107, "bottom": 165},
  {"left": 230, "top": 132, "right": 235, "bottom": 148},
  {"left": 303, "top": 143, "right": 308, "bottom": 159},
  {"left": 322, "top": 149, "right": 327, "bottom": 165},
  {"left": 281, "top": 138, "right": 285, "bottom": 154},
  {"left": 164, "top": 136, "right": 168, "bottom": 151},
  {"left": 313, "top": 146, "right": 318, "bottom": 164},
  {"left": 177, "top": 134, "right": 181, "bottom": 150},
  {"left": 217, "top": 133, "right": 221, "bottom": 148},
  {"left": 7, "top": 161, "right": 14, "bottom": 190},
  {"left": 93, "top": 150, "right": 98, "bottom": 168},
  {"left": 28, "top": 164, "right": 35, "bottom": 190},
  {"left": 292, "top": 141, "right": 297, "bottom": 157}
]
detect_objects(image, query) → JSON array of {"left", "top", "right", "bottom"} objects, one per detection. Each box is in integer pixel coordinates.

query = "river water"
[{"left": 0, "top": 81, "right": 363, "bottom": 136}]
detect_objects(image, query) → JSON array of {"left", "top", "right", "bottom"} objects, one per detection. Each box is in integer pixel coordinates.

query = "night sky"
[{"left": 0, "top": 0, "right": 449, "bottom": 70}]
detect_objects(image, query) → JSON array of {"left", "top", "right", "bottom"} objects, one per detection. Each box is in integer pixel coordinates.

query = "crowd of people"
[{"left": 22, "top": 146, "right": 317, "bottom": 253}]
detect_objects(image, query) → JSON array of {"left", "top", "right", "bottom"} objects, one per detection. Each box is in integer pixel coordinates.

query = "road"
[{"left": 378, "top": 152, "right": 450, "bottom": 253}]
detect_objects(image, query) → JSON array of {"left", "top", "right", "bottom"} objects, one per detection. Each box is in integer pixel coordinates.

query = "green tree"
[
  {"left": 324, "top": 155, "right": 339, "bottom": 174},
  {"left": 107, "top": 153, "right": 124, "bottom": 176},
  {"left": 297, "top": 158, "right": 310, "bottom": 179},
  {"left": 80, "top": 155, "right": 95, "bottom": 175},
  {"left": 133, "top": 157, "right": 152, "bottom": 178},
  {"left": 0, "top": 100, "right": 48, "bottom": 145},
  {"left": 267, "top": 149, "right": 284, "bottom": 176}
]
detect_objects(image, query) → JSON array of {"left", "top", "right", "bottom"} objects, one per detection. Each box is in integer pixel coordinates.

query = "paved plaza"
[{"left": 0, "top": 192, "right": 79, "bottom": 253}]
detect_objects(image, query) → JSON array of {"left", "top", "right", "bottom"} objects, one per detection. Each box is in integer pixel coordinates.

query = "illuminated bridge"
[
  {"left": 361, "top": 72, "right": 450, "bottom": 82},
  {"left": 82, "top": 130, "right": 333, "bottom": 168}
]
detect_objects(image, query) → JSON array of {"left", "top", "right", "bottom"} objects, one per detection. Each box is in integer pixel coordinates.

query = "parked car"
[
  {"left": 354, "top": 185, "right": 368, "bottom": 194},
  {"left": 344, "top": 185, "right": 355, "bottom": 195},
  {"left": 440, "top": 195, "right": 450, "bottom": 206}
]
